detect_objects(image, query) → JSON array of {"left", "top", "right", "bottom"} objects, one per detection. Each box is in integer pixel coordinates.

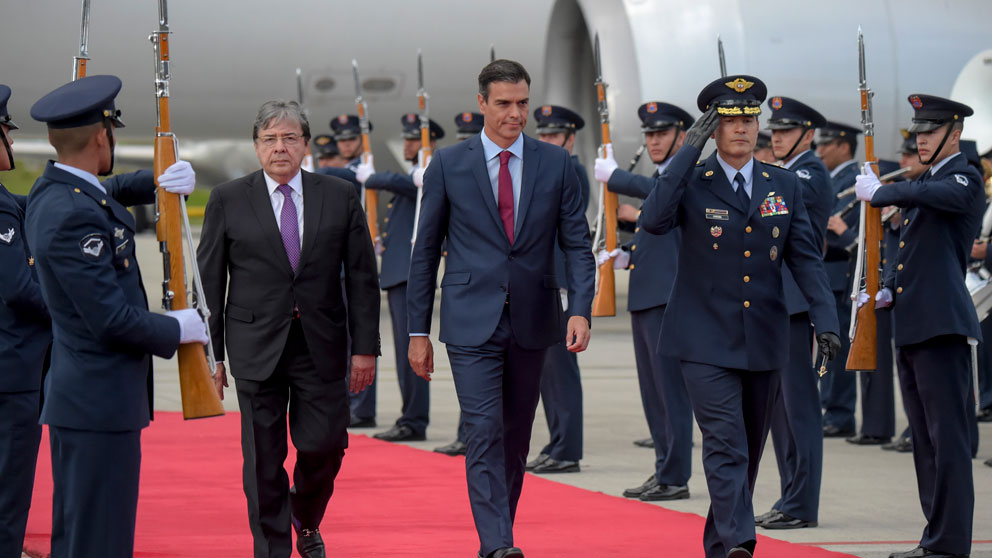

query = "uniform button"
[
  {"left": 745, "top": 226, "right": 752, "bottom": 233},
  {"left": 882, "top": 258, "right": 887, "bottom": 264},
  {"left": 744, "top": 300, "right": 751, "bottom": 308},
  {"left": 713, "top": 243, "right": 719, "bottom": 250},
  {"left": 743, "top": 276, "right": 750, "bottom": 283},
  {"left": 384, "top": 217, "right": 389, "bottom": 223},
  {"left": 899, "top": 241, "right": 905, "bottom": 248},
  {"left": 897, "top": 287, "right": 904, "bottom": 294},
  {"left": 631, "top": 244, "right": 637, "bottom": 251},
  {"left": 744, "top": 250, "right": 751, "bottom": 258},
  {"left": 897, "top": 264, "right": 904, "bottom": 271},
  {"left": 635, "top": 227, "right": 640, "bottom": 233},
  {"left": 630, "top": 264, "right": 635, "bottom": 270},
  {"left": 638, "top": 210, "right": 642, "bottom": 216},
  {"left": 903, "top": 218, "right": 909, "bottom": 226},
  {"left": 382, "top": 232, "right": 388, "bottom": 237}
]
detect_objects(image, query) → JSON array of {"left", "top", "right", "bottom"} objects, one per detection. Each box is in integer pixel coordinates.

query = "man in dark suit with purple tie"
[{"left": 406, "top": 60, "right": 595, "bottom": 558}]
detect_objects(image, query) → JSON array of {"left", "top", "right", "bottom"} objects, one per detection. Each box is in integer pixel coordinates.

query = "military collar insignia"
[
  {"left": 79, "top": 233, "right": 105, "bottom": 258},
  {"left": 114, "top": 227, "right": 125, "bottom": 240},
  {"left": 762, "top": 171, "right": 770, "bottom": 178},
  {"left": 704, "top": 170, "right": 714, "bottom": 177},
  {"left": 955, "top": 174, "right": 969, "bottom": 186},
  {"left": 726, "top": 78, "right": 755, "bottom": 93},
  {"left": 0, "top": 227, "right": 14, "bottom": 244},
  {"left": 796, "top": 169, "right": 811, "bottom": 180}
]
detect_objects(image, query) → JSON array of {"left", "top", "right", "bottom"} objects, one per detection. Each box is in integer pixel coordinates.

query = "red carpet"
[{"left": 25, "top": 412, "right": 855, "bottom": 557}]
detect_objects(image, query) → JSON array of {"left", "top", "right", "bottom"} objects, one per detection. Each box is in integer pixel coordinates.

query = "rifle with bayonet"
[
  {"left": 410, "top": 50, "right": 431, "bottom": 251},
  {"left": 150, "top": 0, "right": 224, "bottom": 419},
  {"left": 845, "top": 26, "right": 882, "bottom": 372},
  {"left": 590, "top": 33, "right": 617, "bottom": 317},
  {"left": 490, "top": 44, "right": 496, "bottom": 63},
  {"left": 72, "top": 0, "right": 91, "bottom": 79},
  {"left": 297, "top": 68, "right": 315, "bottom": 173},
  {"left": 352, "top": 60, "right": 378, "bottom": 242}
]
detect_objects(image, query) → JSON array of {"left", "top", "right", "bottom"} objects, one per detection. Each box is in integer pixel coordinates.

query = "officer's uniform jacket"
[
  {"left": 25, "top": 163, "right": 180, "bottom": 431},
  {"left": 824, "top": 160, "right": 860, "bottom": 292},
  {"left": 0, "top": 185, "right": 50, "bottom": 393},
  {"left": 782, "top": 150, "right": 833, "bottom": 316},
  {"left": 607, "top": 166, "right": 680, "bottom": 312},
  {"left": 872, "top": 153, "right": 985, "bottom": 346},
  {"left": 639, "top": 145, "right": 839, "bottom": 371},
  {"left": 366, "top": 169, "right": 417, "bottom": 289}
]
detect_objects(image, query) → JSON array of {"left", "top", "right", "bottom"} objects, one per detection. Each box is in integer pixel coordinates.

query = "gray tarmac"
[{"left": 141, "top": 232, "right": 991, "bottom": 558}]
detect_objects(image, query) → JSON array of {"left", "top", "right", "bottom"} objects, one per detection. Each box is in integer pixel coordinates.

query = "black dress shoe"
[
  {"left": 639, "top": 483, "right": 689, "bottom": 501},
  {"left": 622, "top": 475, "right": 658, "bottom": 498},
  {"left": 846, "top": 433, "right": 892, "bottom": 445},
  {"left": 295, "top": 527, "right": 325, "bottom": 558},
  {"left": 434, "top": 439, "right": 467, "bottom": 456},
  {"left": 882, "top": 437, "right": 913, "bottom": 453},
  {"left": 727, "top": 547, "right": 753, "bottom": 558},
  {"left": 985, "top": 457, "right": 992, "bottom": 468},
  {"left": 754, "top": 508, "right": 778, "bottom": 525},
  {"left": 888, "top": 545, "right": 969, "bottom": 557},
  {"left": 633, "top": 437, "right": 655, "bottom": 448},
  {"left": 349, "top": 415, "right": 376, "bottom": 428},
  {"left": 531, "top": 458, "right": 580, "bottom": 474},
  {"left": 823, "top": 424, "right": 856, "bottom": 437},
  {"left": 525, "top": 453, "right": 550, "bottom": 471},
  {"left": 978, "top": 407, "right": 992, "bottom": 422},
  {"left": 372, "top": 423, "right": 425, "bottom": 442},
  {"left": 757, "top": 509, "right": 817, "bottom": 529},
  {"left": 488, "top": 547, "right": 524, "bottom": 558}
]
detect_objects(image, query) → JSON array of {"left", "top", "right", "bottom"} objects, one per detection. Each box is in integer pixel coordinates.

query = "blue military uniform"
[
  {"left": 526, "top": 105, "right": 590, "bottom": 473},
  {"left": 366, "top": 114, "right": 444, "bottom": 441},
  {"left": 819, "top": 121, "right": 862, "bottom": 435},
  {"left": 311, "top": 133, "right": 339, "bottom": 164},
  {"left": 758, "top": 96, "right": 834, "bottom": 529},
  {"left": 25, "top": 76, "right": 182, "bottom": 558},
  {"left": 608, "top": 101, "right": 694, "bottom": 499},
  {"left": 870, "top": 94, "right": 983, "bottom": 558},
  {"left": 639, "top": 75, "right": 840, "bottom": 558}
]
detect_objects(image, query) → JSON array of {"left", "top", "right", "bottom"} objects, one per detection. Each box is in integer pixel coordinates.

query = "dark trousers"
[
  {"left": 859, "top": 308, "right": 896, "bottom": 438},
  {"left": 235, "top": 320, "right": 349, "bottom": 558},
  {"left": 446, "top": 306, "right": 546, "bottom": 556},
  {"left": 768, "top": 314, "right": 823, "bottom": 521},
  {"left": 821, "top": 289, "right": 856, "bottom": 431},
  {"left": 681, "top": 361, "right": 776, "bottom": 558},
  {"left": 631, "top": 305, "right": 692, "bottom": 485},
  {"left": 49, "top": 425, "right": 141, "bottom": 558},
  {"left": 387, "top": 283, "right": 429, "bottom": 435},
  {"left": 538, "top": 314, "right": 583, "bottom": 462},
  {"left": 978, "top": 316, "right": 992, "bottom": 410},
  {"left": 897, "top": 335, "right": 974, "bottom": 556},
  {"left": 347, "top": 277, "right": 376, "bottom": 421},
  {"left": 0, "top": 390, "right": 42, "bottom": 558}
]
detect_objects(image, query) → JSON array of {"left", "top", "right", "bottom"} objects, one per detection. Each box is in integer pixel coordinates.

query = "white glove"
[
  {"left": 855, "top": 162, "right": 882, "bottom": 202},
  {"left": 875, "top": 287, "right": 893, "bottom": 309},
  {"left": 412, "top": 151, "right": 431, "bottom": 188},
  {"left": 594, "top": 143, "right": 618, "bottom": 183},
  {"left": 856, "top": 291, "right": 871, "bottom": 308},
  {"left": 373, "top": 236, "right": 385, "bottom": 255},
  {"left": 166, "top": 308, "right": 208, "bottom": 345},
  {"left": 157, "top": 160, "right": 196, "bottom": 195},
  {"left": 595, "top": 248, "right": 629, "bottom": 269},
  {"left": 355, "top": 154, "right": 375, "bottom": 184}
]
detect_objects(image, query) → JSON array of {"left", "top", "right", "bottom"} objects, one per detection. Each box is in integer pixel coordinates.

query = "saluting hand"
[
  {"left": 683, "top": 105, "right": 720, "bottom": 151},
  {"left": 350, "top": 354, "right": 376, "bottom": 394},
  {"left": 565, "top": 316, "right": 591, "bottom": 353},
  {"left": 408, "top": 335, "right": 434, "bottom": 381}
]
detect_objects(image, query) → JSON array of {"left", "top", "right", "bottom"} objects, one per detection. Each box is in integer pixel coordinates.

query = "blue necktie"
[{"left": 734, "top": 172, "right": 749, "bottom": 211}]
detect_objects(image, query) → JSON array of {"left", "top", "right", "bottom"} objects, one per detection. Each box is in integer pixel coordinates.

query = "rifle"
[
  {"left": 150, "top": 0, "right": 224, "bottom": 419},
  {"left": 717, "top": 34, "right": 727, "bottom": 78},
  {"left": 410, "top": 50, "right": 431, "bottom": 250},
  {"left": 490, "top": 44, "right": 496, "bottom": 63},
  {"left": 845, "top": 27, "right": 881, "bottom": 372},
  {"left": 72, "top": 0, "right": 91, "bottom": 80},
  {"left": 296, "top": 68, "right": 315, "bottom": 173},
  {"left": 590, "top": 33, "right": 617, "bottom": 317},
  {"left": 352, "top": 59, "right": 378, "bottom": 242}
]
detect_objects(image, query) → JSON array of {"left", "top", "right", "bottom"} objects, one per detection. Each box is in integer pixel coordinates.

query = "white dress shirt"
[
  {"left": 716, "top": 153, "right": 754, "bottom": 199},
  {"left": 480, "top": 130, "right": 524, "bottom": 218},
  {"left": 929, "top": 151, "right": 961, "bottom": 177},
  {"left": 783, "top": 149, "right": 811, "bottom": 170},
  {"left": 54, "top": 162, "right": 106, "bottom": 195},
  {"left": 262, "top": 169, "right": 304, "bottom": 247},
  {"left": 830, "top": 158, "right": 858, "bottom": 179}
]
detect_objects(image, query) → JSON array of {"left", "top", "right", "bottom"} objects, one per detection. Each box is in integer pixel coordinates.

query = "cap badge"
[
  {"left": 910, "top": 96, "right": 923, "bottom": 109},
  {"left": 646, "top": 102, "right": 658, "bottom": 113},
  {"left": 462, "top": 112, "right": 473, "bottom": 122},
  {"left": 316, "top": 136, "right": 330, "bottom": 145},
  {"left": 406, "top": 114, "right": 417, "bottom": 123},
  {"left": 338, "top": 115, "right": 349, "bottom": 124},
  {"left": 900, "top": 128, "right": 910, "bottom": 139},
  {"left": 726, "top": 78, "right": 755, "bottom": 93},
  {"left": 542, "top": 106, "right": 552, "bottom": 117},
  {"left": 770, "top": 97, "right": 783, "bottom": 110}
]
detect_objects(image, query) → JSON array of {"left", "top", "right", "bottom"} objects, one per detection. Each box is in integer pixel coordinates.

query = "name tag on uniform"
[
  {"left": 759, "top": 195, "right": 789, "bottom": 217},
  {"left": 705, "top": 208, "right": 729, "bottom": 221}
]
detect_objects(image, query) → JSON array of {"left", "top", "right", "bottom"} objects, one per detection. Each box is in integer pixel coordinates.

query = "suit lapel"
[
  {"left": 748, "top": 163, "right": 773, "bottom": 219},
  {"left": 467, "top": 136, "right": 508, "bottom": 244},
  {"left": 299, "top": 171, "right": 323, "bottom": 274},
  {"left": 246, "top": 171, "right": 293, "bottom": 276},
  {"left": 514, "top": 135, "right": 541, "bottom": 238},
  {"left": 702, "top": 154, "right": 742, "bottom": 213}
]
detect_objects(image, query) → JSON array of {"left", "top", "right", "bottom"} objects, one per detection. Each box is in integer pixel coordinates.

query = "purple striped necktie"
[{"left": 276, "top": 184, "right": 300, "bottom": 272}]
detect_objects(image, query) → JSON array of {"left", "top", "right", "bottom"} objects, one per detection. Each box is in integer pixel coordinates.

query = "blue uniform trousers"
[
  {"left": 821, "top": 289, "right": 857, "bottom": 431},
  {"left": 860, "top": 308, "right": 896, "bottom": 438},
  {"left": 978, "top": 316, "right": 992, "bottom": 411},
  {"left": 0, "top": 391, "right": 42, "bottom": 557},
  {"left": 387, "top": 283, "right": 429, "bottom": 435},
  {"left": 681, "top": 361, "right": 776, "bottom": 558},
  {"left": 897, "top": 335, "right": 974, "bottom": 556},
  {"left": 768, "top": 313, "right": 823, "bottom": 522},
  {"left": 49, "top": 426, "right": 141, "bottom": 558},
  {"left": 446, "top": 306, "right": 546, "bottom": 556},
  {"left": 632, "top": 305, "right": 692, "bottom": 485},
  {"left": 538, "top": 333, "right": 583, "bottom": 462}
]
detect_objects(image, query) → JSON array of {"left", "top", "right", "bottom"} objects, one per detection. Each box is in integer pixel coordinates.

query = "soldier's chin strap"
[
  {"left": 661, "top": 128, "right": 680, "bottom": 163},
  {"left": 920, "top": 123, "right": 953, "bottom": 167},
  {"left": 98, "top": 118, "right": 115, "bottom": 177},
  {"left": 780, "top": 127, "right": 810, "bottom": 163}
]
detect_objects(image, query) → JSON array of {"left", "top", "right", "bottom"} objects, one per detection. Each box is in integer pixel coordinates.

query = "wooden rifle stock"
[
  {"left": 591, "top": 85, "right": 617, "bottom": 317},
  {"left": 358, "top": 111, "right": 378, "bottom": 241},
  {"left": 151, "top": 11, "right": 224, "bottom": 419}
]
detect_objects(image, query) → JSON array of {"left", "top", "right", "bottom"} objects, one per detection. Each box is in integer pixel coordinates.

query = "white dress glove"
[
  {"left": 412, "top": 151, "right": 432, "bottom": 188},
  {"left": 166, "top": 308, "right": 208, "bottom": 345},
  {"left": 355, "top": 154, "right": 375, "bottom": 184},
  {"left": 373, "top": 236, "right": 385, "bottom": 255},
  {"left": 855, "top": 162, "right": 882, "bottom": 202},
  {"left": 856, "top": 287, "right": 893, "bottom": 309},
  {"left": 595, "top": 248, "right": 629, "bottom": 269},
  {"left": 157, "top": 160, "right": 196, "bottom": 195},
  {"left": 594, "top": 143, "right": 618, "bottom": 183}
]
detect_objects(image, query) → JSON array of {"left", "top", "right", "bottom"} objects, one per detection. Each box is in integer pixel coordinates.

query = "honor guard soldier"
[
  {"left": 856, "top": 94, "right": 982, "bottom": 558},
  {"left": 638, "top": 75, "right": 840, "bottom": 558},
  {"left": 594, "top": 101, "right": 695, "bottom": 499},
  {"left": 312, "top": 133, "right": 345, "bottom": 168},
  {"left": 354, "top": 114, "right": 444, "bottom": 442},
  {"left": 754, "top": 96, "right": 833, "bottom": 530},
  {"left": 433, "top": 111, "right": 485, "bottom": 457},
  {"left": 0, "top": 84, "right": 52, "bottom": 558},
  {"left": 753, "top": 131, "right": 775, "bottom": 163},
  {"left": 817, "top": 121, "right": 863, "bottom": 437},
  {"left": 527, "top": 104, "right": 589, "bottom": 474},
  {"left": 24, "top": 75, "right": 205, "bottom": 558}
]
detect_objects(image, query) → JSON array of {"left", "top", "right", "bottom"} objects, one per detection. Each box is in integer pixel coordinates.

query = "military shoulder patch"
[
  {"left": 79, "top": 233, "right": 106, "bottom": 259},
  {"left": 954, "top": 174, "right": 969, "bottom": 186},
  {"left": 796, "top": 169, "right": 811, "bottom": 180},
  {"left": 0, "top": 226, "right": 14, "bottom": 245}
]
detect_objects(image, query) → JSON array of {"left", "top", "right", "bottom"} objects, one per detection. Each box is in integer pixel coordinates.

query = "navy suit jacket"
[
  {"left": 639, "top": 146, "right": 839, "bottom": 371},
  {"left": 825, "top": 161, "right": 860, "bottom": 292},
  {"left": 782, "top": 150, "right": 833, "bottom": 315},
  {"left": 25, "top": 163, "right": 180, "bottom": 431},
  {"left": 607, "top": 168, "right": 681, "bottom": 312},
  {"left": 872, "top": 153, "right": 985, "bottom": 346},
  {"left": 366, "top": 170, "right": 417, "bottom": 289},
  {"left": 553, "top": 156, "right": 591, "bottom": 291},
  {"left": 407, "top": 133, "right": 595, "bottom": 349}
]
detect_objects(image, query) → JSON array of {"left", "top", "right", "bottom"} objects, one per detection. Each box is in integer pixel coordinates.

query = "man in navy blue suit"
[
  {"left": 638, "top": 75, "right": 840, "bottom": 558},
  {"left": 406, "top": 60, "right": 594, "bottom": 558}
]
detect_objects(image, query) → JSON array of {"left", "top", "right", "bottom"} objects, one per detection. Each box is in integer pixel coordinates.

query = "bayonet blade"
[
  {"left": 417, "top": 50, "right": 424, "bottom": 91},
  {"left": 594, "top": 33, "right": 602, "bottom": 80},
  {"left": 718, "top": 34, "right": 727, "bottom": 77},
  {"left": 158, "top": 0, "right": 168, "bottom": 29},
  {"left": 490, "top": 44, "right": 495, "bottom": 63},
  {"left": 78, "top": 0, "right": 91, "bottom": 57},
  {"left": 352, "top": 59, "right": 362, "bottom": 99},
  {"left": 296, "top": 68, "right": 305, "bottom": 106},
  {"left": 857, "top": 26, "right": 867, "bottom": 86}
]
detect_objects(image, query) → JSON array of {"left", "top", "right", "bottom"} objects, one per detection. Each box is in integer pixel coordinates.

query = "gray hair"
[{"left": 252, "top": 100, "right": 311, "bottom": 140}]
